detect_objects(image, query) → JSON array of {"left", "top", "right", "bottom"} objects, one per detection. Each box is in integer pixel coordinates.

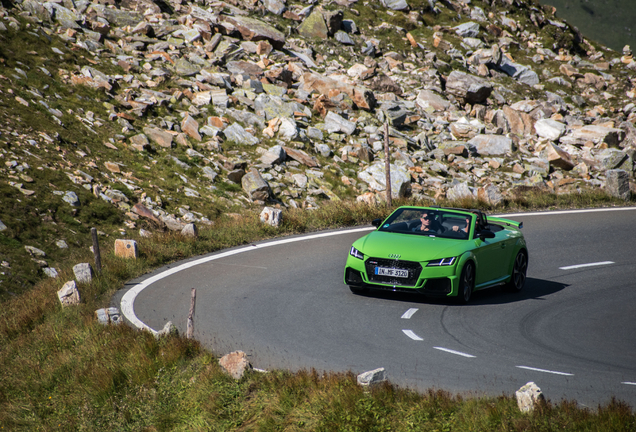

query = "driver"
[{"left": 414, "top": 211, "right": 443, "bottom": 234}]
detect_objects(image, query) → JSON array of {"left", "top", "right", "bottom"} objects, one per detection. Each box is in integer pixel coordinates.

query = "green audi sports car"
[{"left": 344, "top": 206, "right": 528, "bottom": 303}]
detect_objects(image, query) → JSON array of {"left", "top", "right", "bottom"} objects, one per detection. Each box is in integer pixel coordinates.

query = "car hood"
[{"left": 354, "top": 230, "right": 470, "bottom": 262}]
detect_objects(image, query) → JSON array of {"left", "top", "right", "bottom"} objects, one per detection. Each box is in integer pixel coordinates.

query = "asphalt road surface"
[{"left": 115, "top": 207, "right": 636, "bottom": 409}]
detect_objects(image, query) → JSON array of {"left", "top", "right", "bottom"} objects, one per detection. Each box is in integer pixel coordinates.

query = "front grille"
[{"left": 365, "top": 258, "right": 422, "bottom": 287}]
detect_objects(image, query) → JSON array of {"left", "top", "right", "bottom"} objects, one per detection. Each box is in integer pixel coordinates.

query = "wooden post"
[
  {"left": 384, "top": 122, "right": 392, "bottom": 208},
  {"left": 91, "top": 228, "right": 102, "bottom": 273},
  {"left": 186, "top": 288, "right": 196, "bottom": 339}
]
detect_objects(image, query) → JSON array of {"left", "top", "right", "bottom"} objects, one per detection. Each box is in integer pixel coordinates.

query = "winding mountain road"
[{"left": 115, "top": 207, "right": 636, "bottom": 408}]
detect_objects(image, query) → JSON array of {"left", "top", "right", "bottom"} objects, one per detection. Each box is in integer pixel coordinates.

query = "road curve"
[{"left": 114, "top": 207, "right": 636, "bottom": 408}]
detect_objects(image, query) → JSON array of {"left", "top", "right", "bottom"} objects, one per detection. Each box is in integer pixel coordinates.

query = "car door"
[{"left": 472, "top": 226, "right": 509, "bottom": 288}]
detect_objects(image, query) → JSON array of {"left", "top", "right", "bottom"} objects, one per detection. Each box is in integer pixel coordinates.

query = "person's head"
[{"left": 420, "top": 212, "right": 432, "bottom": 226}]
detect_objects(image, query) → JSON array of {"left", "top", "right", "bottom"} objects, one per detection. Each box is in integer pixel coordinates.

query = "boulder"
[
  {"left": 467, "top": 135, "right": 513, "bottom": 155},
  {"left": 181, "top": 223, "right": 199, "bottom": 238},
  {"left": 219, "top": 16, "right": 285, "bottom": 49},
  {"left": 73, "top": 263, "right": 93, "bottom": 284},
  {"left": 357, "top": 367, "right": 386, "bottom": 387},
  {"left": 58, "top": 280, "right": 80, "bottom": 306},
  {"left": 242, "top": 168, "right": 271, "bottom": 201},
  {"left": 297, "top": 10, "right": 328, "bottom": 39},
  {"left": 542, "top": 143, "right": 575, "bottom": 170},
  {"left": 445, "top": 71, "right": 492, "bottom": 104},
  {"left": 219, "top": 351, "right": 252, "bottom": 379},
  {"left": 325, "top": 111, "right": 356, "bottom": 135},
  {"left": 260, "top": 207, "right": 283, "bottom": 227},
  {"left": 416, "top": 89, "right": 450, "bottom": 112},
  {"left": 114, "top": 239, "right": 138, "bottom": 259},
  {"left": 95, "top": 307, "right": 123, "bottom": 325},
  {"left": 515, "top": 382, "right": 544, "bottom": 413},
  {"left": 534, "top": 118, "right": 566, "bottom": 141},
  {"left": 358, "top": 163, "right": 411, "bottom": 199},
  {"left": 606, "top": 169, "right": 631, "bottom": 200}
]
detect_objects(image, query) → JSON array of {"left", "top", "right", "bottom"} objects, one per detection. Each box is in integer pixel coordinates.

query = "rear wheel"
[
  {"left": 458, "top": 261, "right": 475, "bottom": 304},
  {"left": 505, "top": 250, "right": 528, "bottom": 292}
]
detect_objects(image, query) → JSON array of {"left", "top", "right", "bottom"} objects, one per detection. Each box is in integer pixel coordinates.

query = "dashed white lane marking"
[
  {"left": 622, "top": 382, "right": 636, "bottom": 386},
  {"left": 559, "top": 261, "right": 614, "bottom": 270},
  {"left": 434, "top": 347, "right": 476, "bottom": 358},
  {"left": 517, "top": 366, "right": 574, "bottom": 376},
  {"left": 401, "top": 308, "right": 419, "bottom": 319},
  {"left": 402, "top": 330, "right": 424, "bottom": 341}
]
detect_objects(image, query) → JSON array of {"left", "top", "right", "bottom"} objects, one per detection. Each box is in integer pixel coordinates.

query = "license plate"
[{"left": 375, "top": 267, "right": 409, "bottom": 278}]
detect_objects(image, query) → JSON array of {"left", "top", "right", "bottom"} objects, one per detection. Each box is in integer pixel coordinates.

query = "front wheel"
[
  {"left": 505, "top": 250, "right": 528, "bottom": 292},
  {"left": 457, "top": 261, "right": 475, "bottom": 304}
]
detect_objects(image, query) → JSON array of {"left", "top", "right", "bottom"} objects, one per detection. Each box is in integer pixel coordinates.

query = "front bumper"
[{"left": 344, "top": 255, "right": 461, "bottom": 297}]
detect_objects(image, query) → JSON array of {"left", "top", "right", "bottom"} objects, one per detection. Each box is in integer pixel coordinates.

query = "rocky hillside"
[{"left": 0, "top": 0, "right": 635, "bottom": 298}]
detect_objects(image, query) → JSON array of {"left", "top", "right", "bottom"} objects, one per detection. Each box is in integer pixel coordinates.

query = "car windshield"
[{"left": 378, "top": 208, "right": 472, "bottom": 240}]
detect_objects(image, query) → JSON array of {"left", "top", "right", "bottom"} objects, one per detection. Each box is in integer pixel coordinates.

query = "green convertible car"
[{"left": 344, "top": 206, "right": 528, "bottom": 303}]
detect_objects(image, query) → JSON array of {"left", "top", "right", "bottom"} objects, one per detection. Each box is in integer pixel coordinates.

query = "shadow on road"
[{"left": 351, "top": 277, "right": 568, "bottom": 306}]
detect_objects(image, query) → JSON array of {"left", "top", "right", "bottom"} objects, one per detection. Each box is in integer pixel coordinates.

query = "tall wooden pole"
[
  {"left": 384, "top": 122, "right": 392, "bottom": 208},
  {"left": 91, "top": 227, "right": 102, "bottom": 273},
  {"left": 186, "top": 288, "right": 196, "bottom": 339}
]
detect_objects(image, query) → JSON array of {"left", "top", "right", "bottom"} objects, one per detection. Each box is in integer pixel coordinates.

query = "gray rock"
[
  {"left": 261, "top": 145, "right": 286, "bottom": 165},
  {"left": 381, "top": 0, "right": 409, "bottom": 11},
  {"left": 335, "top": 30, "right": 354, "bottom": 45},
  {"left": 95, "top": 307, "right": 122, "bottom": 325},
  {"left": 263, "top": 0, "right": 286, "bottom": 15},
  {"left": 358, "top": 163, "right": 410, "bottom": 199},
  {"left": 498, "top": 57, "right": 539, "bottom": 86},
  {"left": 467, "top": 135, "right": 513, "bottom": 156},
  {"left": 454, "top": 22, "right": 480, "bottom": 38},
  {"left": 25, "top": 245, "right": 46, "bottom": 257},
  {"left": 57, "top": 280, "right": 80, "bottom": 306},
  {"left": 56, "top": 240, "right": 68, "bottom": 249},
  {"left": 223, "top": 122, "right": 259, "bottom": 146},
  {"left": 325, "top": 111, "right": 356, "bottom": 135},
  {"left": 242, "top": 168, "right": 270, "bottom": 201},
  {"left": 416, "top": 89, "right": 450, "bottom": 112},
  {"left": 43, "top": 267, "right": 59, "bottom": 278},
  {"left": 0, "top": 220, "right": 7, "bottom": 232},
  {"left": 445, "top": 71, "right": 492, "bottom": 104},
  {"left": 73, "top": 263, "right": 93, "bottom": 284},
  {"left": 357, "top": 367, "right": 387, "bottom": 387},
  {"left": 606, "top": 169, "right": 631, "bottom": 200},
  {"left": 278, "top": 118, "right": 298, "bottom": 141},
  {"left": 181, "top": 223, "right": 198, "bottom": 238},
  {"left": 595, "top": 148, "right": 628, "bottom": 171},
  {"left": 260, "top": 206, "right": 283, "bottom": 227},
  {"left": 315, "top": 143, "right": 332, "bottom": 157},
  {"left": 160, "top": 215, "right": 186, "bottom": 231},
  {"left": 63, "top": 191, "right": 80, "bottom": 206},
  {"left": 447, "top": 182, "right": 475, "bottom": 201},
  {"left": 220, "top": 15, "right": 286, "bottom": 49},
  {"left": 516, "top": 382, "right": 544, "bottom": 413},
  {"left": 534, "top": 118, "right": 566, "bottom": 141}
]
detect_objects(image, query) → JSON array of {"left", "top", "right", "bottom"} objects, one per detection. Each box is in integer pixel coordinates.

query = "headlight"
[
  {"left": 350, "top": 246, "right": 364, "bottom": 260},
  {"left": 427, "top": 257, "right": 456, "bottom": 266}
]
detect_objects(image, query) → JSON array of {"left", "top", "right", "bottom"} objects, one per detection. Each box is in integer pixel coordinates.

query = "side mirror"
[
  {"left": 479, "top": 230, "right": 496, "bottom": 241},
  {"left": 372, "top": 218, "right": 383, "bottom": 228}
]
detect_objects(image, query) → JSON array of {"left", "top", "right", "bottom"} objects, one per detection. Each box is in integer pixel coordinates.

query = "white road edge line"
[
  {"left": 402, "top": 330, "right": 424, "bottom": 341},
  {"left": 120, "top": 207, "right": 635, "bottom": 334},
  {"left": 120, "top": 226, "right": 375, "bottom": 334},
  {"left": 401, "top": 308, "right": 419, "bottom": 319},
  {"left": 433, "top": 347, "right": 476, "bottom": 358},
  {"left": 494, "top": 207, "right": 636, "bottom": 218},
  {"left": 559, "top": 261, "right": 614, "bottom": 270},
  {"left": 622, "top": 382, "right": 636, "bottom": 386},
  {"left": 517, "top": 366, "right": 574, "bottom": 376}
]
